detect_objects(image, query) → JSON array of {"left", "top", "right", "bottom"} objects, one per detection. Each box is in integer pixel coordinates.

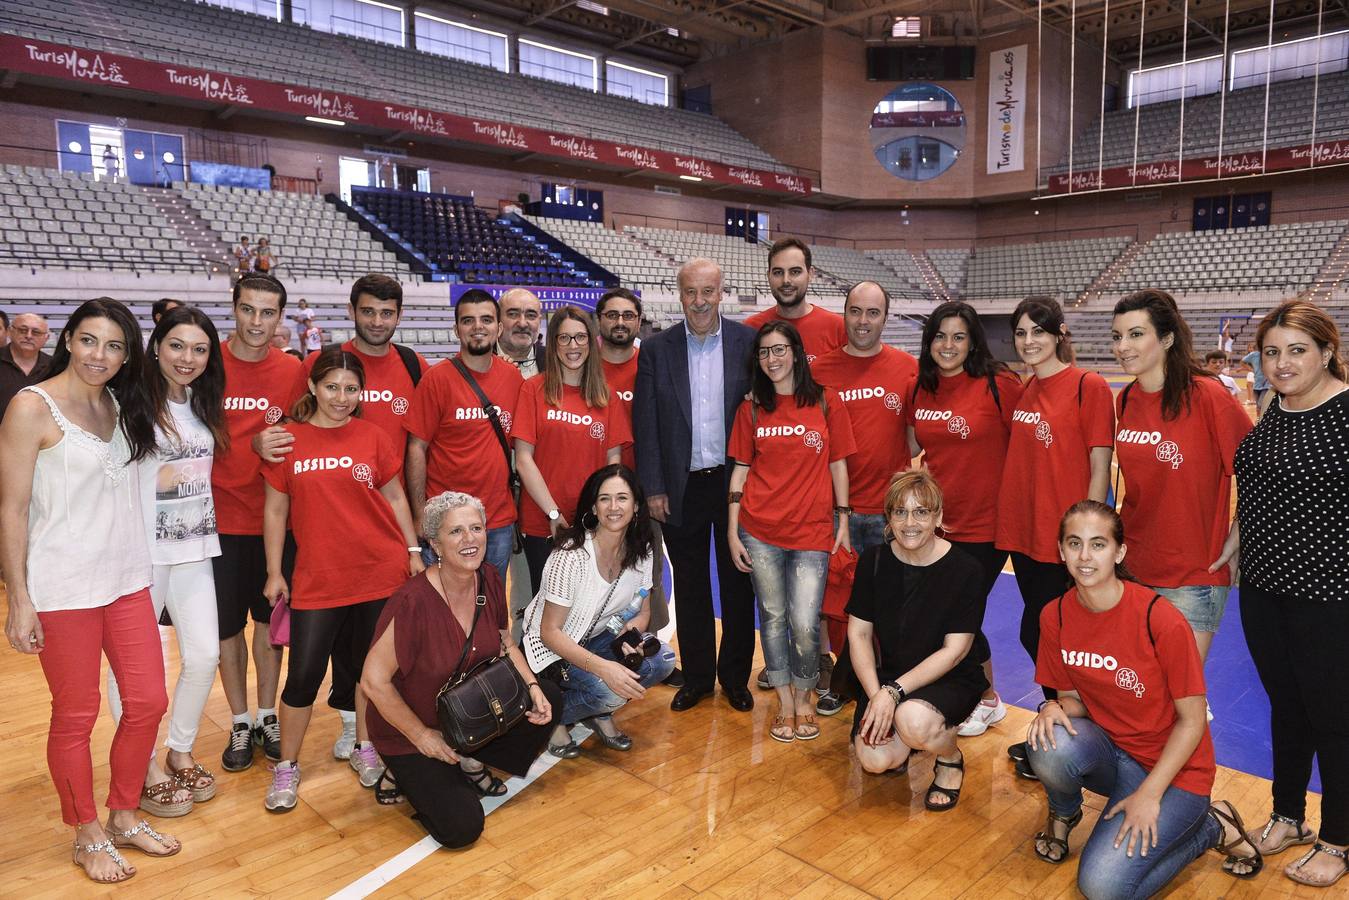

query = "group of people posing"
[{"left": 2, "top": 238, "right": 1346, "bottom": 897}]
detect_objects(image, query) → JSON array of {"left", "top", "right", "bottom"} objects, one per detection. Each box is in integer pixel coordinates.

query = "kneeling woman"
[
  {"left": 362, "top": 492, "right": 559, "bottom": 848},
  {"left": 520, "top": 464, "right": 674, "bottom": 757},
  {"left": 848, "top": 470, "right": 988, "bottom": 811},
  {"left": 261, "top": 349, "right": 423, "bottom": 812},
  {"left": 1025, "top": 500, "right": 1262, "bottom": 899}
]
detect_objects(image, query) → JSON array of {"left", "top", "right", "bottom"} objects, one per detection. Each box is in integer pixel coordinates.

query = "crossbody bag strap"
[
  {"left": 449, "top": 570, "right": 489, "bottom": 682},
  {"left": 451, "top": 356, "right": 514, "bottom": 475}
]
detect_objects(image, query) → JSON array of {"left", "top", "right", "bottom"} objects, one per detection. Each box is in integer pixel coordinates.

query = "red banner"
[
  {"left": 3, "top": 35, "right": 811, "bottom": 196},
  {"left": 1047, "top": 141, "right": 1349, "bottom": 193}
]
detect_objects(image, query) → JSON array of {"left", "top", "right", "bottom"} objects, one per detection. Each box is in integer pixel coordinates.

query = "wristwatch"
[{"left": 547, "top": 508, "right": 560, "bottom": 522}]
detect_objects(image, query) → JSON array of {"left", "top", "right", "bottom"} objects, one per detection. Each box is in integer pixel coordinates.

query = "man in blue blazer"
[{"left": 634, "top": 258, "right": 757, "bottom": 712}]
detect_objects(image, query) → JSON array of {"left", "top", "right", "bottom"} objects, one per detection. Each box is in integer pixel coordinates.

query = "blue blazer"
[{"left": 633, "top": 318, "right": 755, "bottom": 527}]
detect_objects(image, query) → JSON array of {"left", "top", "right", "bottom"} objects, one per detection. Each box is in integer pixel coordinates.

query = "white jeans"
[{"left": 108, "top": 560, "right": 220, "bottom": 753}]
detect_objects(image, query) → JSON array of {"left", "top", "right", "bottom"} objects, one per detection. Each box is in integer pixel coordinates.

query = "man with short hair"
[
  {"left": 212, "top": 273, "right": 303, "bottom": 774},
  {"left": 1205, "top": 350, "right": 1241, "bottom": 397},
  {"left": 152, "top": 297, "right": 183, "bottom": 324},
  {"left": 634, "top": 259, "right": 757, "bottom": 713},
  {"left": 745, "top": 237, "right": 846, "bottom": 363},
  {"left": 497, "top": 288, "right": 545, "bottom": 378},
  {"left": 809, "top": 281, "right": 918, "bottom": 714},
  {"left": 406, "top": 289, "right": 524, "bottom": 584},
  {"left": 0, "top": 313, "right": 53, "bottom": 419}
]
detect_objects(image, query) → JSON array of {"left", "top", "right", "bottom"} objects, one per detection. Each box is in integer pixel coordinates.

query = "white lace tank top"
[{"left": 22, "top": 386, "right": 152, "bottom": 611}]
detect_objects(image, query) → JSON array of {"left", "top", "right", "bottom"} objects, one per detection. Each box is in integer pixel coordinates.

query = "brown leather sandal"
[
  {"left": 769, "top": 715, "right": 796, "bottom": 743},
  {"left": 138, "top": 779, "right": 193, "bottom": 817},
  {"left": 171, "top": 764, "right": 217, "bottom": 803}
]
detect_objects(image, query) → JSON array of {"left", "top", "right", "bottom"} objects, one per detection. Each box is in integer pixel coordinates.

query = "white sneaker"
[
  {"left": 957, "top": 694, "right": 1008, "bottom": 737},
  {"left": 333, "top": 712, "right": 357, "bottom": 760},
  {"left": 264, "top": 761, "right": 301, "bottom": 813}
]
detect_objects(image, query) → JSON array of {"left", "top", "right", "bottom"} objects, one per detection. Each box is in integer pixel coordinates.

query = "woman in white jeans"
[{"left": 109, "top": 305, "right": 228, "bottom": 817}]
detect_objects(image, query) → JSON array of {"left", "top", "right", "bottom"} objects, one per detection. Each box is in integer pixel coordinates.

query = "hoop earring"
[{"left": 581, "top": 511, "right": 599, "bottom": 531}]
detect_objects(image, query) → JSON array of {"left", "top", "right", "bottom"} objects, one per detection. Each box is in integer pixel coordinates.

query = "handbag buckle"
[{"left": 491, "top": 698, "right": 503, "bottom": 717}]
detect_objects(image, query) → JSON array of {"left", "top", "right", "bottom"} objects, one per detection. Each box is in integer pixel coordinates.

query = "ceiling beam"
[
  {"left": 822, "top": 0, "right": 932, "bottom": 30},
  {"left": 526, "top": 0, "right": 580, "bottom": 24}
]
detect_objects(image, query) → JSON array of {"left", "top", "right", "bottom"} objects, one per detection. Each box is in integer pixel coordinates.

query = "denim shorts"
[{"left": 1151, "top": 584, "right": 1231, "bottom": 633}]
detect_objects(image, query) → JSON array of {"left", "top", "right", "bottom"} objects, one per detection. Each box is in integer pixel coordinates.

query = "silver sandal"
[
  {"left": 71, "top": 839, "right": 134, "bottom": 883},
  {"left": 109, "top": 819, "right": 181, "bottom": 858}
]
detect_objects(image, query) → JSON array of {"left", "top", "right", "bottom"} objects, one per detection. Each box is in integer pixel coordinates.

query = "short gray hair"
[{"left": 423, "top": 491, "right": 487, "bottom": 541}]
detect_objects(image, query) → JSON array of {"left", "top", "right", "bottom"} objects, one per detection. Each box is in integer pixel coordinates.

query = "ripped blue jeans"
[{"left": 739, "top": 528, "right": 828, "bottom": 692}]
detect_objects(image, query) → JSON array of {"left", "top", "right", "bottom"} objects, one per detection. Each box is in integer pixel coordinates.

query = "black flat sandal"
[
  {"left": 1034, "top": 807, "right": 1084, "bottom": 863},
  {"left": 924, "top": 754, "right": 964, "bottom": 811},
  {"left": 463, "top": 766, "right": 508, "bottom": 797},
  {"left": 1209, "top": 800, "right": 1264, "bottom": 879},
  {"left": 374, "top": 771, "right": 404, "bottom": 806}
]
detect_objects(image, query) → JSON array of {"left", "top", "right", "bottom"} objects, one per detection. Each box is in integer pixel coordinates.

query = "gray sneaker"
[
  {"left": 756, "top": 667, "right": 771, "bottom": 690},
  {"left": 349, "top": 743, "right": 385, "bottom": 788},
  {"left": 333, "top": 715, "right": 358, "bottom": 760},
  {"left": 264, "top": 761, "right": 301, "bottom": 813}
]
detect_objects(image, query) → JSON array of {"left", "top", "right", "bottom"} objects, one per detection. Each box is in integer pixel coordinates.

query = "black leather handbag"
[{"left": 435, "top": 575, "right": 533, "bottom": 754}]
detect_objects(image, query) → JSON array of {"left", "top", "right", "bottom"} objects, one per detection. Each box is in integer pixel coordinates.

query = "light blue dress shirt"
[{"left": 686, "top": 317, "right": 726, "bottom": 470}]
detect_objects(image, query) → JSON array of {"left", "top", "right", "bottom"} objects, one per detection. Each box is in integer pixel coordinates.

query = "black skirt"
[{"left": 850, "top": 668, "right": 988, "bottom": 739}]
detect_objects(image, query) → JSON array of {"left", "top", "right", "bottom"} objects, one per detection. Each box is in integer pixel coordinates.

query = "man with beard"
[
  {"left": 597, "top": 288, "right": 678, "bottom": 681},
  {"left": 254, "top": 274, "right": 429, "bottom": 760},
  {"left": 406, "top": 289, "right": 523, "bottom": 582},
  {"left": 745, "top": 237, "right": 846, "bottom": 364},
  {"left": 497, "top": 288, "right": 545, "bottom": 378}
]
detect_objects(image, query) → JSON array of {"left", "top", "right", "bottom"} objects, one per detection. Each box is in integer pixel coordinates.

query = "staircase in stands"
[
  {"left": 140, "top": 186, "right": 235, "bottom": 274},
  {"left": 912, "top": 251, "right": 951, "bottom": 301},
  {"left": 1074, "top": 239, "right": 1147, "bottom": 307},
  {"left": 1303, "top": 229, "right": 1349, "bottom": 304}
]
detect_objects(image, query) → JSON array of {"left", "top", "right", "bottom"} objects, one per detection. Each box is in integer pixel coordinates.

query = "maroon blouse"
[{"left": 366, "top": 564, "right": 507, "bottom": 758}]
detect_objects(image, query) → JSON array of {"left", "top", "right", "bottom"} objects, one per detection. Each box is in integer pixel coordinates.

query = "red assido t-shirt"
[
  {"left": 295, "top": 341, "right": 429, "bottom": 449},
  {"left": 214, "top": 343, "right": 303, "bottom": 535},
  {"left": 811, "top": 346, "right": 917, "bottom": 513},
  {"left": 910, "top": 371, "right": 1024, "bottom": 543},
  {"left": 743, "top": 305, "right": 847, "bottom": 363},
  {"left": 728, "top": 391, "right": 857, "bottom": 552},
  {"left": 1115, "top": 376, "right": 1252, "bottom": 588},
  {"left": 512, "top": 377, "right": 632, "bottom": 538},
  {"left": 601, "top": 350, "right": 639, "bottom": 472},
  {"left": 1037, "top": 581, "right": 1216, "bottom": 796},
  {"left": 404, "top": 356, "right": 523, "bottom": 529},
  {"left": 262, "top": 418, "right": 409, "bottom": 609},
  {"left": 996, "top": 366, "right": 1115, "bottom": 563}
]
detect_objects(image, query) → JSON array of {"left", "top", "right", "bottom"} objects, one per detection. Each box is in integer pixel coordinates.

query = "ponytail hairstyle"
[
  {"left": 918, "top": 300, "right": 1009, "bottom": 394},
  {"left": 1255, "top": 298, "right": 1348, "bottom": 383},
  {"left": 1057, "top": 499, "right": 1135, "bottom": 582},
  {"left": 1112, "top": 289, "right": 1211, "bottom": 420},
  {"left": 49, "top": 297, "right": 156, "bottom": 461},
  {"left": 1010, "top": 295, "right": 1074, "bottom": 365},
  {"left": 290, "top": 347, "right": 365, "bottom": 422},
  {"left": 146, "top": 305, "right": 229, "bottom": 451}
]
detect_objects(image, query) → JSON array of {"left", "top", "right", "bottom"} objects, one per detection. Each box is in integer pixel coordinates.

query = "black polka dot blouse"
[{"left": 1234, "top": 388, "right": 1349, "bottom": 601}]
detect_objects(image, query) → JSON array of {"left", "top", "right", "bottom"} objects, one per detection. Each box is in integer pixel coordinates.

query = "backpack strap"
[
  {"left": 393, "top": 343, "right": 423, "bottom": 387},
  {"left": 988, "top": 373, "right": 1002, "bottom": 413},
  {"left": 450, "top": 357, "right": 516, "bottom": 496},
  {"left": 1077, "top": 370, "right": 1089, "bottom": 407},
  {"left": 1119, "top": 380, "right": 1135, "bottom": 416},
  {"left": 1146, "top": 593, "right": 1161, "bottom": 647}
]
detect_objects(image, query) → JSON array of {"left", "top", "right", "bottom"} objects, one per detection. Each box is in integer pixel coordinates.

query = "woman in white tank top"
[{"left": 0, "top": 298, "right": 183, "bottom": 884}]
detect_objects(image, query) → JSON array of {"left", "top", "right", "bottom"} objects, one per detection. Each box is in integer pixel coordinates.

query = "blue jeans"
[
  {"left": 739, "top": 528, "right": 828, "bottom": 692},
  {"left": 420, "top": 525, "right": 514, "bottom": 581},
  {"left": 1027, "top": 718, "right": 1220, "bottom": 900},
  {"left": 848, "top": 512, "right": 887, "bottom": 555},
  {"left": 1151, "top": 584, "right": 1230, "bottom": 634},
  {"left": 561, "top": 631, "right": 675, "bottom": 725}
]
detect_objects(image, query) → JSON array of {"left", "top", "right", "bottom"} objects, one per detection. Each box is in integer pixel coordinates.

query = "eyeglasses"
[
  {"left": 891, "top": 507, "right": 934, "bottom": 522},
  {"left": 601, "top": 311, "right": 639, "bottom": 323},
  {"left": 11, "top": 327, "right": 48, "bottom": 337},
  {"left": 756, "top": 344, "right": 790, "bottom": 360},
  {"left": 555, "top": 333, "right": 591, "bottom": 347}
]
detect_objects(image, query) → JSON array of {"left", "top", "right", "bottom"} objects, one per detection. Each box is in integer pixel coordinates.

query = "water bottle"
[{"left": 605, "top": 588, "right": 649, "bottom": 635}]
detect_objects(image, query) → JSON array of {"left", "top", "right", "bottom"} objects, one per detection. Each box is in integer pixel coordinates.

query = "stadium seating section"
[
  {"left": 525, "top": 216, "right": 679, "bottom": 294},
  {"left": 963, "top": 236, "right": 1133, "bottom": 300}
]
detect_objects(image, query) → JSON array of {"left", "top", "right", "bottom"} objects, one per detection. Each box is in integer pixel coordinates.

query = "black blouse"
[
  {"left": 845, "top": 542, "right": 988, "bottom": 681},
  {"left": 1235, "top": 389, "right": 1349, "bottom": 602}
]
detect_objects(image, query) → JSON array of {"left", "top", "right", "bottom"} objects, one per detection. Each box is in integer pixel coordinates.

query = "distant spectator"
[
  {"left": 0, "top": 310, "right": 9, "bottom": 349},
  {"left": 302, "top": 322, "right": 323, "bottom": 354},
  {"left": 254, "top": 238, "right": 276, "bottom": 275},
  {"left": 1204, "top": 351, "right": 1241, "bottom": 397},
  {"left": 102, "top": 144, "right": 118, "bottom": 180},
  {"left": 0, "top": 313, "right": 54, "bottom": 420},
  {"left": 1242, "top": 340, "right": 1270, "bottom": 410},
  {"left": 290, "top": 298, "right": 314, "bottom": 327},
  {"left": 233, "top": 236, "right": 253, "bottom": 275},
  {"left": 152, "top": 298, "right": 183, "bottom": 325},
  {"left": 270, "top": 324, "right": 293, "bottom": 351}
]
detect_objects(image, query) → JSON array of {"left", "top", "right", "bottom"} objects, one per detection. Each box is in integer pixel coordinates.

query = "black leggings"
[
  {"left": 1241, "top": 584, "right": 1349, "bottom": 844},
  {"left": 1009, "top": 551, "right": 1071, "bottom": 701},
  {"left": 280, "top": 599, "right": 387, "bottom": 709},
  {"left": 522, "top": 535, "right": 552, "bottom": 598},
  {"left": 949, "top": 540, "right": 1010, "bottom": 668}
]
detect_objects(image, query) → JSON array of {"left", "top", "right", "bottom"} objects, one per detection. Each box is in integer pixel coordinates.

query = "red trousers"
[{"left": 37, "top": 588, "right": 167, "bottom": 826}]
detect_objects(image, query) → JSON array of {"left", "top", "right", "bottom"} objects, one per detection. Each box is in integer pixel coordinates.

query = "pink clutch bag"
[{"left": 268, "top": 594, "right": 291, "bottom": 647}]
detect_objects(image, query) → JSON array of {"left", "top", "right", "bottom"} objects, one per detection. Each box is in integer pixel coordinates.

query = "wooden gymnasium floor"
[{"left": 0, "top": 601, "right": 1327, "bottom": 900}]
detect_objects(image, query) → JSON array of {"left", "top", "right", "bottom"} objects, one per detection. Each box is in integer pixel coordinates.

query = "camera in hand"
[{"left": 611, "top": 630, "right": 660, "bottom": 670}]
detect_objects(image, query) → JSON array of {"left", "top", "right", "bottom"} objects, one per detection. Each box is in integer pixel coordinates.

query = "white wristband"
[{"left": 407, "top": 546, "right": 421, "bottom": 553}]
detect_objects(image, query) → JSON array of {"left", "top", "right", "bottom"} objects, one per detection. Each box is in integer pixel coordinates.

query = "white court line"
[{"left": 328, "top": 724, "right": 593, "bottom": 900}]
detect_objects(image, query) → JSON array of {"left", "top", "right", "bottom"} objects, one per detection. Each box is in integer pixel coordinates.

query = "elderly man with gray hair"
[
  {"left": 0, "top": 312, "right": 53, "bottom": 420},
  {"left": 633, "top": 258, "right": 759, "bottom": 713}
]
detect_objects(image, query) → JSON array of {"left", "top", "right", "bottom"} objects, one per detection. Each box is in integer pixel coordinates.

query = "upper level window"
[
  {"left": 892, "top": 17, "right": 921, "bottom": 39},
  {"left": 200, "top": 0, "right": 282, "bottom": 19},
  {"left": 414, "top": 11, "right": 508, "bottom": 71},
  {"left": 520, "top": 38, "right": 597, "bottom": 91},
  {"left": 1127, "top": 55, "right": 1222, "bottom": 108},
  {"left": 606, "top": 60, "right": 669, "bottom": 106},
  {"left": 308, "top": 0, "right": 405, "bottom": 47},
  {"left": 1230, "top": 30, "right": 1349, "bottom": 90}
]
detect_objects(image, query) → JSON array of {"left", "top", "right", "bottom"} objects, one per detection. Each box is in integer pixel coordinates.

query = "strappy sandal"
[
  {"left": 374, "top": 771, "right": 404, "bottom": 806},
  {"left": 108, "top": 819, "right": 181, "bottom": 858},
  {"left": 1033, "top": 807, "right": 1084, "bottom": 863},
  {"left": 1243, "top": 811, "right": 1316, "bottom": 860},
  {"left": 794, "top": 713, "right": 821, "bottom": 741},
  {"left": 924, "top": 753, "right": 964, "bottom": 811},
  {"left": 1209, "top": 800, "right": 1264, "bottom": 879},
  {"left": 1285, "top": 842, "right": 1348, "bottom": 888},
  {"left": 463, "top": 766, "right": 508, "bottom": 797},
  {"left": 138, "top": 779, "right": 193, "bottom": 817},
  {"left": 171, "top": 763, "right": 217, "bottom": 803},
  {"left": 71, "top": 839, "right": 134, "bottom": 884},
  {"left": 770, "top": 714, "right": 796, "bottom": 743}
]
